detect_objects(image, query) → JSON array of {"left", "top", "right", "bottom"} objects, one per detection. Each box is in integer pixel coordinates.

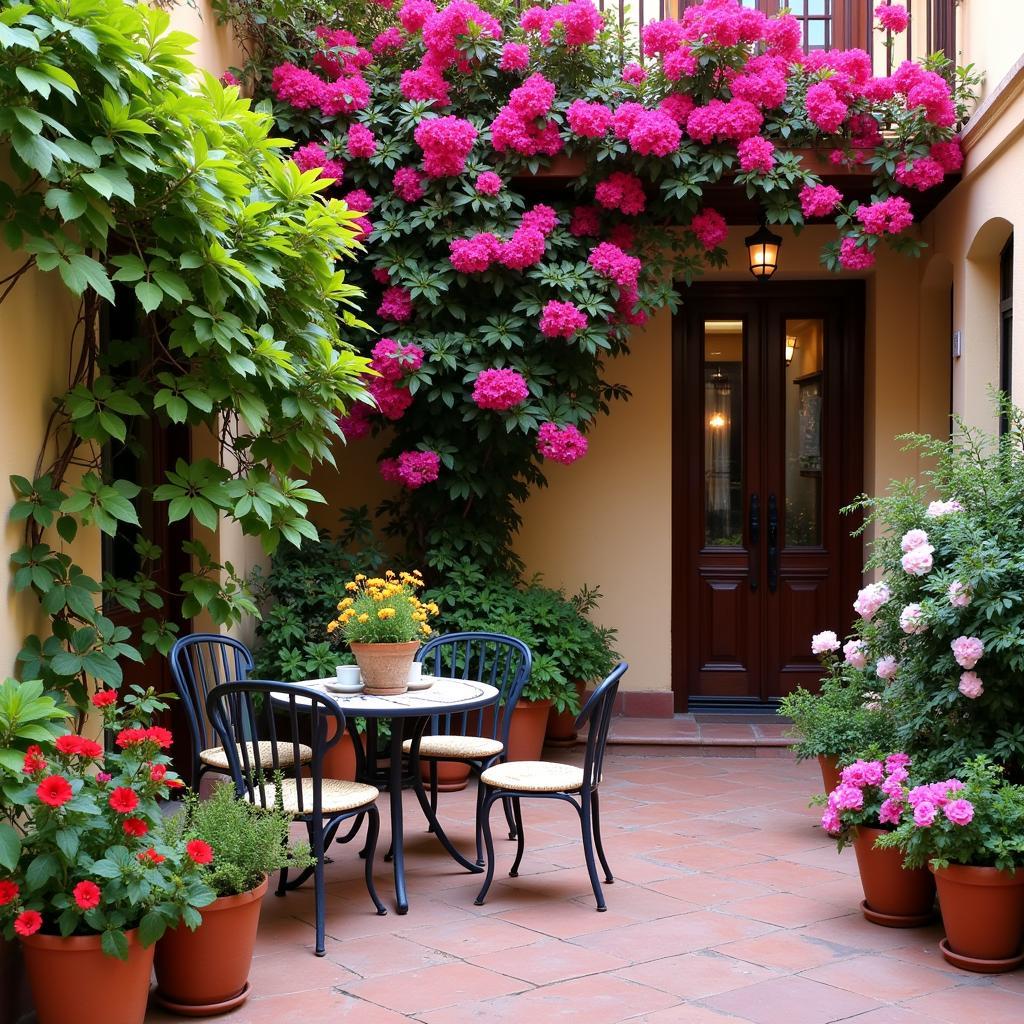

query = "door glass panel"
[
  {"left": 704, "top": 320, "right": 744, "bottom": 547},
  {"left": 784, "top": 318, "right": 824, "bottom": 547}
]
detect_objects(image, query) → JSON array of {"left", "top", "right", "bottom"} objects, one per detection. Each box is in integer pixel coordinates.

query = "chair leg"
[
  {"left": 591, "top": 790, "right": 614, "bottom": 884},
  {"left": 428, "top": 760, "right": 438, "bottom": 834},
  {"left": 474, "top": 792, "right": 498, "bottom": 907},
  {"left": 474, "top": 774, "right": 487, "bottom": 867},
  {"left": 502, "top": 795, "right": 517, "bottom": 841},
  {"left": 509, "top": 798, "right": 525, "bottom": 878},
  {"left": 580, "top": 799, "right": 607, "bottom": 912},
  {"left": 275, "top": 865, "right": 289, "bottom": 897},
  {"left": 362, "top": 806, "right": 388, "bottom": 916},
  {"left": 312, "top": 823, "right": 328, "bottom": 955}
]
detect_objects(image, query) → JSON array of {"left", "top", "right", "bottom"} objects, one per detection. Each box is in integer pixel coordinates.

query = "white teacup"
[
  {"left": 335, "top": 665, "right": 362, "bottom": 688},
  {"left": 408, "top": 662, "right": 423, "bottom": 684}
]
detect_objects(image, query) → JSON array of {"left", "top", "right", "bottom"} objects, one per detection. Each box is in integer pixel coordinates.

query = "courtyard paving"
[{"left": 146, "top": 750, "right": 1024, "bottom": 1024}]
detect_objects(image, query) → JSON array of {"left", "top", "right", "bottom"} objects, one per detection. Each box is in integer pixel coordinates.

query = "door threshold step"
[{"left": 573, "top": 715, "right": 797, "bottom": 759}]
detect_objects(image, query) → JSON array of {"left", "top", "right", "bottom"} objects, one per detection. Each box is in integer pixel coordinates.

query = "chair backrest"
[
  {"left": 576, "top": 663, "right": 628, "bottom": 791},
  {"left": 416, "top": 632, "right": 532, "bottom": 749},
  {"left": 205, "top": 680, "right": 345, "bottom": 819},
  {"left": 169, "top": 633, "right": 254, "bottom": 762}
]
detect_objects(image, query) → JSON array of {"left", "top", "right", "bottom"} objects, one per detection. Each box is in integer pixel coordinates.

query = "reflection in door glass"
[
  {"left": 785, "top": 318, "right": 824, "bottom": 546},
  {"left": 704, "top": 320, "right": 743, "bottom": 547}
]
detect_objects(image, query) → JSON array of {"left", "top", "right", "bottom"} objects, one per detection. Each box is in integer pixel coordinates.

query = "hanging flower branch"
[{"left": 218, "top": 0, "right": 978, "bottom": 572}]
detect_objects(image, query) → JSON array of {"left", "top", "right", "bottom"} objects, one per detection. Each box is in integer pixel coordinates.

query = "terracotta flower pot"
[
  {"left": 545, "top": 681, "right": 586, "bottom": 748},
  {"left": 818, "top": 754, "right": 841, "bottom": 793},
  {"left": 350, "top": 640, "right": 419, "bottom": 695},
  {"left": 420, "top": 757, "right": 472, "bottom": 792},
  {"left": 506, "top": 698, "right": 553, "bottom": 762},
  {"left": 20, "top": 927, "right": 155, "bottom": 1024},
  {"left": 154, "top": 876, "right": 269, "bottom": 1015},
  {"left": 323, "top": 723, "right": 365, "bottom": 781},
  {"left": 932, "top": 863, "right": 1024, "bottom": 972},
  {"left": 853, "top": 827, "right": 936, "bottom": 927}
]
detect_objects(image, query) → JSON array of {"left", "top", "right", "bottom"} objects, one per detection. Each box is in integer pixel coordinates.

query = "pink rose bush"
[{"left": 821, "top": 753, "right": 916, "bottom": 846}]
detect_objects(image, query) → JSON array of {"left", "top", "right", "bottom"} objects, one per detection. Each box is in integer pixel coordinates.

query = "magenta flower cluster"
[
  {"left": 540, "top": 300, "right": 588, "bottom": 339},
  {"left": 380, "top": 450, "right": 441, "bottom": 488},
  {"left": 822, "top": 753, "right": 913, "bottom": 834},
  {"left": 537, "top": 422, "right": 589, "bottom": 464},
  {"left": 472, "top": 368, "right": 530, "bottom": 411}
]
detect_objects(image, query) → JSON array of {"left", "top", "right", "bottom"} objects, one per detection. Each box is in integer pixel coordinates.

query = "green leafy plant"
[
  {"left": 0, "top": 686, "right": 213, "bottom": 959},
  {"left": 163, "top": 782, "right": 312, "bottom": 899},
  {"left": 0, "top": 0, "right": 371, "bottom": 719},
  {"left": 876, "top": 756, "right": 1024, "bottom": 871},
  {"left": 425, "top": 562, "right": 618, "bottom": 714}
]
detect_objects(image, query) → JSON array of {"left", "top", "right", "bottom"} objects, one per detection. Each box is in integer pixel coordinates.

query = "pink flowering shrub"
[
  {"left": 537, "top": 422, "right": 588, "bottom": 464},
  {"left": 540, "top": 300, "right": 588, "bottom": 339},
  {"left": 690, "top": 209, "right": 728, "bottom": 250},
  {"left": 472, "top": 368, "right": 529, "bottom": 410},
  {"left": 292, "top": 142, "right": 346, "bottom": 183},
  {"left": 594, "top": 171, "right": 646, "bottom": 215},
  {"left": 380, "top": 450, "right": 441, "bottom": 488},
  {"left": 821, "top": 753, "right": 914, "bottom": 847},
  {"left": 414, "top": 116, "right": 477, "bottom": 177}
]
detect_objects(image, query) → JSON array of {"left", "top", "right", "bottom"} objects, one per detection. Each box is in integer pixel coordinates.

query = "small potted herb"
[{"left": 153, "top": 783, "right": 312, "bottom": 1015}]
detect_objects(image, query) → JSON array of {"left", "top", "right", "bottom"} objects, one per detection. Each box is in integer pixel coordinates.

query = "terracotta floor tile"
[
  {"left": 801, "top": 953, "right": 958, "bottom": 1002},
  {"left": 902, "top": 984, "right": 1024, "bottom": 1024},
  {"left": 725, "top": 892, "right": 852, "bottom": 928},
  {"left": 418, "top": 974, "right": 680, "bottom": 1024},
  {"left": 648, "top": 842, "right": 769, "bottom": 872},
  {"left": 614, "top": 948, "right": 778, "bottom": 998},
  {"left": 647, "top": 872, "right": 776, "bottom": 905},
  {"left": 797, "top": 913, "right": 937, "bottom": 952},
  {"left": 468, "top": 936, "right": 631, "bottom": 985},
  {"left": 623, "top": 1006, "right": 752, "bottom": 1023},
  {"left": 322, "top": 931, "right": 455, "bottom": 978},
  {"left": 704, "top": 974, "right": 883, "bottom": 1024},
  {"left": 495, "top": 900, "right": 637, "bottom": 938},
  {"left": 721, "top": 859, "right": 850, "bottom": 893},
  {"left": 344, "top": 961, "right": 529, "bottom": 1014},
  {"left": 405, "top": 915, "right": 539, "bottom": 957},
  {"left": 878, "top": 935, "right": 964, "bottom": 975},
  {"left": 714, "top": 930, "right": 856, "bottom": 971},
  {"left": 580, "top": 881, "right": 700, "bottom": 920}
]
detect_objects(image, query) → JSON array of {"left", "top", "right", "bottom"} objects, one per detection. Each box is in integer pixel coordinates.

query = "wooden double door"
[{"left": 674, "top": 283, "right": 864, "bottom": 708}]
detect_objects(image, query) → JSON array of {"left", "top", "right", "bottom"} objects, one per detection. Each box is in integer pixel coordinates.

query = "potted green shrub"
[
  {"left": 877, "top": 756, "right": 1024, "bottom": 972},
  {"left": 154, "top": 782, "right": 312, "bottom": 1015},
  {"left": 0, "top": 686, "right": 214, "bottom": 1024},
  {"left": 820, "top": 751, "right": 936, "bottom": 927}
]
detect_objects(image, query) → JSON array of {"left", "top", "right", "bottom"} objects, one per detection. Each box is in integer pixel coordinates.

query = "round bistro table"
[{"left": 299, "top": 676, "right": 499, "bottom": 914}]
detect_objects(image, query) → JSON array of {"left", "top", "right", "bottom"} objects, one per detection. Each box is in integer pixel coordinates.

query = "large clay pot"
[
  {"left": 351, "top": 641, "right": 419, "bottom": 695},
  {"left": 545, "top": 681, "right": 586, "bottom": 747},
  {"left": 420, "top": 757, "right": 472, "bottom": 792},
  {"left": 506, "top": 698, "right": 553, "bottom": 762},
  {"left": 932, "top": 863, "right": 1024, "bottom": 972},
  {"left": 818, "top": 754, "right": 841, "bottom": 793},
  {"left": 154, "top": 876, "right": 269, "bottom": 1015},
  {"left": 853, "top": 827, "right": 936, "bottom": 927},
  {"left": 21, "top": 927, "right": 155, "bottom": 1024},
  {"left": 323, "top": 723, "right": 364, "bottom": 781}
]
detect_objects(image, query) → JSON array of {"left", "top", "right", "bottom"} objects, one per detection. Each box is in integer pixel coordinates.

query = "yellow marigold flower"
[
  {"left": 427, "top": 603, "right": 439, "bottom": 615},
  {"left": 358, "top": 613, "right": 369, "bottom": 623},
  {"left": 367, "top": 577, "right": 385, "bottom": 587},
  {"left": 420, "top": 624, "right": 431, "bottom": 634},
  {"left": 340, "top": 597, "right": 353, "bottom": 607},
  {"left": 355, "top": 574, "right": 366, "bottom": 582},
  {"left": 326, "top": 620, "right": 338, "bottom": 633},
  {"left": 386, "top": 570, "right": 396, "bottom": 578},
  {"left": 345, "top": 581, "right": 358, "bottom": 591},
  {"left": 377, "top": 607, "right": 396, "bottom": 620}
]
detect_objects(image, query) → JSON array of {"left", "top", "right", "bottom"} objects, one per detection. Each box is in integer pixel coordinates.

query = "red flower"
[
  {"left": 115, "top": 728, "right": 148, "bottom": 748},
  {"left": 165, "top": 778, "right": 185, "bottom": 789},
  {"left": 122, "top": 817, "right": 148, "bottom": 837},
  {"left": 145, "top": 726, "right": 173, "bottom": 749},
  {"left": 186, "top": 840, "right": 214, "bottom": 865},
  {"left": 108, "top": 787, "right": 139, "bottom": 814},
  {"left": 22, "top": 745, "right": 47, "bottom": 775},
  {"left": 14, "top": 910, "right": 42, "bottom": 937},
  {"left": 36, "top": 775, "right": 73, "bottom": 808},
  {"left": 0, "top": 880, "right": 19, "bottom": 906},
  {"left": 72, "top": 881, "right": 101, "bottom": 911},
  {"left": 137, "top": 848, "right": 165, "bottom": 866},
  {"left": 55, "top": 735, "right": 103, "bottom": 759},
  {"left": 149, "top": 763, "right": 167, "bottom": 782},
  {"left": 91, "top": 689, "right": 117, "bottom": 708}
]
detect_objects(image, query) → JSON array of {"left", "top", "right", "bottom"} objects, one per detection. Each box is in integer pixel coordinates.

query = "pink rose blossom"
[
  {"left": 913, "top": 800, "right": 937, "bottom": 827},
  {"left": 948, "top": 581, "right": 972, "bottom": 608},
  {"left": 622, "top": 62, "right": 646, "bottom": 85},
  {"left": 537, "top": 422, "right": 588, "bottom": 464},
  {"left": 899, "top": 603, "right": 927, "bottom": 635},
  {"left": 879, "top": 798, "right": 904, "bottom": 825},
  {"left": 901, "top": 528, "right": 930, "bottom": 553},
  {"left": 811, "top": 630, "right": 840, "bottom": 655},
  {"left": 853, "top": 581, "right": 890, "bottom": 620},
  {"left": 876, "top": 655, "right": 899, "bottom": 681},
  {"left": 901, "top": 544, "right": 934, "bottom": 576},
  {"left": 472, "top": 368, "right": 529, "bottom": 411},
  {"left": 843, "top": 639, "right": 868, "bottom": 669},
  {"left": 951, "top": 636, "right": 983, "bottom": 670},
  {"left": 540, "top": 300, "right": 588, "bottom": 339},
  {"left": 926, "top": 498, "right": 962, "bottom": 517},
  {"left": 944, "top": 798, "right": 974, "bottom": 826}
]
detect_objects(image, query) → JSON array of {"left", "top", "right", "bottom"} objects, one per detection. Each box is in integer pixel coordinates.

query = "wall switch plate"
[{"left": 952, "top": 330, "right": 962, "bottom": 359}]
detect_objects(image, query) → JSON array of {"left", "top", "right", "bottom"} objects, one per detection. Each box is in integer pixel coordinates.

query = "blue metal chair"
[
  {"left": 404, "top": 632, "right": 532, "bottom": 866},
  {"left": 205, "top": 680, "right": 386, "bottom": 956},
  {"left": 169, "top": 633, "right": 312, "bottom": 786},
  {"left": 474, "top": 662, "right": 628, "bottom": 911}
]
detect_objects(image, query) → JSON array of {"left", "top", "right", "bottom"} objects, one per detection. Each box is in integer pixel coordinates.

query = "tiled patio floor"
[{"left": 146, "top": 751, "right": 1024, "bottom": 1024}]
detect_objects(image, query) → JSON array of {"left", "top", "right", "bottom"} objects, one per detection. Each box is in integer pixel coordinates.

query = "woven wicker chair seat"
[
  {"left": 199, "top": 740, "right": 312, "bottom": 771},
  {"left": 243, "top": 778, "right": 379, "bottom": 816},
  {"left": 480, "top": 760, "right": 585, "bottom": 793},
  {"left": 402, "top": 735, "right": 505, "bottom": 760}
]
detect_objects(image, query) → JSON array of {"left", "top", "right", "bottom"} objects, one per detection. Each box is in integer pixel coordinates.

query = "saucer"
[
  {"left": 406, "top": 675, "right": 435, "bottom": 691},
  {"left": 325, "top": 680, "right": 365, "bottom": 694}
]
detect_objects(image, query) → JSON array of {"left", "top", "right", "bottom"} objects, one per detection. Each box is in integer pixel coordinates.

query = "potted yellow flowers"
[{"left": 328, "top": 571, "right": 436, "bottom": 695}]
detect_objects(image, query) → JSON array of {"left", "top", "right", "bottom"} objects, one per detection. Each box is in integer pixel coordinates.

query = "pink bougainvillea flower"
[
  {"left": 690, "top": 208, "right": 728, "bottom": 250},
  {"left": 799, "top": 184, "right": 843, "bottom": 219},
  {"left": 737, "top": 135, "right": 775, "bottom": 173},
  {"left": 875, "top": 3, "right": 910, "bottom": 33},
  {"left": 838, "top": 236, "right": 876, "bottom": 271},
  {"left": 856, "top": 196, "right": 914, "bottom": 236},
  {"left": 472, "top": 368, "right": 529, "bottom": 411},
  {"left": 537, "top": 422, "right": 588, "bottom": 464}
]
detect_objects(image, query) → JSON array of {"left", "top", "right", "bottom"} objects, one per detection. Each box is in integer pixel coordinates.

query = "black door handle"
[
  {"left": 767, "top": 493, "right": 779, "bottom": 593},
  {"left": 749, "top": 493, "right": 760, "bottom": 592}
]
